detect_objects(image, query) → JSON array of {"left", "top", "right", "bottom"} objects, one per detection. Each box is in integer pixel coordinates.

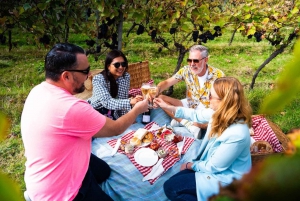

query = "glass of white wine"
[
  {"left": 141, "top": 83, "right": 150, "bottom": 99},
  {"left": 148, "top": 84, "right": 157, "bottom": 109}
]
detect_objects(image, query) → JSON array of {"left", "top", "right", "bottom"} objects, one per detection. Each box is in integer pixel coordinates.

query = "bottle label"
[{"left": 142, "top": 115, "right": 150, "bottom": 123}]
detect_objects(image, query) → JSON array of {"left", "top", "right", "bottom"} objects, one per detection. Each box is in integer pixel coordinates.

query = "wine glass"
[
  {"left": 148, "top": 84, "right": 157, "bottom": 109},
  {"left": 141, "top": 83, "right": 150, "bottom": 99}
]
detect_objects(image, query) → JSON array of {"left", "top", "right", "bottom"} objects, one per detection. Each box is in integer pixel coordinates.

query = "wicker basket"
[
  {"left": 75, "top": 61, "right": 151, "bottom": 100},
  {"left": 251, "top": 114, "right": 290, "bottom": 166},
  {"left": 127, "top": 61, "right": 151, "bottom": 89}
]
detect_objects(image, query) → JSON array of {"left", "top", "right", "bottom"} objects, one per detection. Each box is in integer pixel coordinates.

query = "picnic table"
[{"left": 91, "top": 108, "right": 201, "bottom": 201}]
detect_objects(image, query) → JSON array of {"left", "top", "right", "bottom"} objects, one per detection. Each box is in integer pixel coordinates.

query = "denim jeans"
[
  {"left": 164, "top": 169, "right": 197, "bottom": 201},
  {"left": 73, "top": 154, "right": 113, "bottom": 201}
]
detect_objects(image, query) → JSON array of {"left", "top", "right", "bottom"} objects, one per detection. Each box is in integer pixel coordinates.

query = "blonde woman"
[{"left": 154, "top": 77, "right": 252, "bottom": 201}]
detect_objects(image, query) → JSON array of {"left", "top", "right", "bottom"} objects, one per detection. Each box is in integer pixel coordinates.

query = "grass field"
[{"left": 1, "top": 26, "right": 299, "bottom": 192}]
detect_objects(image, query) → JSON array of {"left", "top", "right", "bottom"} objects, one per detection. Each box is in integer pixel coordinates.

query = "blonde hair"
[{"left": 209, "top": 77, "right": 252, "bottom": 138}]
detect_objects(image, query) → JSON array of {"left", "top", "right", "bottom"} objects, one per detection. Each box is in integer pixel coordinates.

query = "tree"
[{"left": 224, "top": 0, "right": 300, "bottom": 89}]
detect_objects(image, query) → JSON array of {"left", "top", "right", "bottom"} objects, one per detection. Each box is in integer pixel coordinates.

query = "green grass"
[{"left": 0, "top": 27, "right": 299, "bottom": 191}]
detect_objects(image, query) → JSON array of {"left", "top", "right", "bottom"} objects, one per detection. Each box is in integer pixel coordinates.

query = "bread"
[
  {"left": 133, "top": 128, "right": 148, "bottom": 140},
  {"left": 130, "top": 137, "right": 141, "bottom": 146},
  {"left": 250, "top": 140, "right": 273, "bottom": 154}
]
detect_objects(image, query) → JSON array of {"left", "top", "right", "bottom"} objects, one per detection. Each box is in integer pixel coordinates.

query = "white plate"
[
  {"left": 139, "top": 142, "right": 151, "bottom": 147},
  {"left": 134, "top": 148, "right": 158, "bottom": 167}
]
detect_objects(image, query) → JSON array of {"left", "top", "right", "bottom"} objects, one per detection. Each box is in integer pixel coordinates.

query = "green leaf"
[
  {"left": 260, "top": 38, "right": 300, "bottom": 114},
  {"left": 0, "top": 112, "right": 9, "bottom": 142},
  {"left": 291, "top": 7, "right": 299, "bottom": 14},
  {"left": 261, "top": 17, "right": 269, "bottom": 25},
  {"left": 0, "top": 172, "right": 22, "bottom": 201},
  {"left": 37, "top": 3, "right": 47, "bottom": 10},
  {"left": 243, "top": 5, "right": 251, "bottom": 12},
  {"left": 247, "top": 26, "right": 256, "bottom": 35},
  {"left": 23, "top": 3, "right": 31, "bottom": 11},
  {"left": 244, "top": 14, "right": 251, "bottom": 20},
  {"left": 132, "top": 12, "right": 144, "bottom": 22},
  {"left": 18, "top": 7, "right": 24, "bottom": 15},
  {"left": 237, "top": 25, "right": 245, "bottom": 31},
  {"left": 181, "top": 23, "right": 190, "bottom": 32}
]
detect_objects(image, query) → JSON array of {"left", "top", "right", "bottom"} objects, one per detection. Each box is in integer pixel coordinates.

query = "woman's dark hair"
[
  {"left": 45, "top": 43, "right": 85, "bottom": 81},
  {"left": 101, "top": 50, "right": 128, "bottom": 98}
]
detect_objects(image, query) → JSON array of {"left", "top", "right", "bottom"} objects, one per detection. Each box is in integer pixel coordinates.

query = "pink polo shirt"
[{"left": 21, "top": 82, "right": 106, "bottom": 201}]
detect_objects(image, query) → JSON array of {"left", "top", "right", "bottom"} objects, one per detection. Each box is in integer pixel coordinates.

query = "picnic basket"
[
  {"left": 75, "top": 61, "right": 151, "bottom": 100},
  {"left": 251, "top": 114, "right": 289, "bottom": 166}
]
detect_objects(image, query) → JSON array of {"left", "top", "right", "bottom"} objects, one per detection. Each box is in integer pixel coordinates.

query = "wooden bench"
[{"left": 75, "top": 61, "right": 150, "bottom": 100}]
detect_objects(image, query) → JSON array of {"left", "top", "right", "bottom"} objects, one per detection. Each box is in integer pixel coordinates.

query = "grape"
[
  {"left": 86, "top": 8, "right": 91, "bottom": 17},
  {"left": 254, "top": 32, "right": 262, "bottom": 42},
  {"left": 98, "top": 23, "right": 108, "bottom": 39},
  {"left": 137, "top": 25, "right": 145, "bottom": 35},
  {"left": 0, "top": 34, "right": 7, "bottom": 44},
  {"left": 39, "top": 35, "right": 50, "bottom": 45},
  {"left": 96, "top": 45, "right": 101, "bottom": 53},
  {"left": 104, "top": 41, "right": 110, "bottom": 48},
  {"left": 158, "top": 47, "right": 162, "bottom": 52},
  {"left": 214, "top": 26, "right": 221, "bottom": 32},
  {"left": 247, "top": 35, "right": 253, "bottom": 39},
  {"left": 192, "top": 30, "right": 199, "bottom": 42},
  {"left": 288, "top": 33, "right": 296, "bottom": 41},
  {"left": 205, "top": 31, "right": 214, "bottom": 40},
  {"left": 169, "top": 28, "right": 176, "bottom": 34},
  {"left": 163, "top": 42, "right": 168, "bottom": 47},
  {"left": 151, "top": 30, "right": 156, "bottom": 39},
  {"left": 112, "top": 33, "right": 118, "bottom": 44},
  {"left": 199, "top": 25, "right": 204, "bottom": 32},
  {"left": 106, "top": 17, "right": 115, "bottom": 26}
]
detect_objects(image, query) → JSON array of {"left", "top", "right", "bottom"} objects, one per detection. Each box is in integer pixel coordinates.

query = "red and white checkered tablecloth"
[
  {"left": 252, "top": 115, "right": 283, "bottom": 152},
  {"left": 107, "top": 122, "right": 194, "bottom": 184},
  {"left": 128, "top": 79, "right": 154, "bottom": 97}
]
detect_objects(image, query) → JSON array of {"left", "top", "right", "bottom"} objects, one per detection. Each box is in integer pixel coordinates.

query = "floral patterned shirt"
[{"left": 174, "top": 65, "right": 225, "bottom": 109}]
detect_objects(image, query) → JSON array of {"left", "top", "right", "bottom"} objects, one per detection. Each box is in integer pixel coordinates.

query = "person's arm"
[
  {"left": 156, "top": 77, "right": 180, "bottom": 95},
  {"left": 154, "top": 97, "right": 212, "bottom": 123},
  {"left": 94, "top": 98, "right": 149, "bottom": 137},
  {"left": 192, "top": 124, "right": 250, "bottom": 173}
]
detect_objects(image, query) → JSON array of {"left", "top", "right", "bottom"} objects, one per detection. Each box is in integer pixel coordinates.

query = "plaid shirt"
[{"left": 88, "top": 72, "right": 131, "bottom": 119}]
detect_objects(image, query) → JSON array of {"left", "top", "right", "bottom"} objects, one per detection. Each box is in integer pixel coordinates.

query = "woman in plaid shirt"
[{"left": 88, "top": 50, "right": 143, "bottom": 119}]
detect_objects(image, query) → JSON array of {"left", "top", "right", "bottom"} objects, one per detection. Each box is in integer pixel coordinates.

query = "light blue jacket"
[{"left": 175, "top": 107, "right": 251, "bottom": 201}]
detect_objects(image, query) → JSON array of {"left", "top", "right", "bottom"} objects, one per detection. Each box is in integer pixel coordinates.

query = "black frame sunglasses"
[
  {"left": 187, "top": 57, "right": 207, "bottom": 64},
  {"left": 112, "top": 62, "right": 127, "bottom": 68},
  {"left": 65, "top": 66, "right": 90, "bottom": 75}
]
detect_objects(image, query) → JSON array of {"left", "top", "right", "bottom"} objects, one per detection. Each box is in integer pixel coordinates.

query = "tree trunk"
[
  {"left": 250, "top": 45, "right": 287, "bottom": 89},
  {"left": 8, "top": 29, "right": 12, "bottom": 52},
  {"left": 165, "top": 45, "right": 188, "bottom": 96},
  {"left": 229, "top": 28, "right": 237, "bottom": 46},
  {"left": 117, "top": 10, "right": 123, "bottom": 50}
]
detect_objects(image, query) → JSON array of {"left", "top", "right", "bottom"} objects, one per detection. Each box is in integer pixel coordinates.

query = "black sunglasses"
[
  {"left": 112, "top": 62, "right": 127, "bottom": 68},
  {"left": 187, "top": 57, "right": 206, "bottom": 64},
  {"left": 65, "top": 66, "right": 90, "bottom": 75}
]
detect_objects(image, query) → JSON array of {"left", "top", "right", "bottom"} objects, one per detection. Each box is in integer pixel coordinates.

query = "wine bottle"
[{"left": 142, "top": 110, "right": 151, "bottom": 124}]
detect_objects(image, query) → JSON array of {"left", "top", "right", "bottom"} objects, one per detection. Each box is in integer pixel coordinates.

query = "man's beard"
[
  {"left": 191, "top": 64, "right": 205, "bottom": 75},
  {"left": 74, "top": 84, "right": 85, "bottom": 94}
]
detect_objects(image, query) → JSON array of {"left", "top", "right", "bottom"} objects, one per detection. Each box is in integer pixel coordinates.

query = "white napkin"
[
  {"left": 177, "top": 137, "right": 186, "bottom": 156},
  {"left": 142, "top": 158, "right": 164, "bottom": 181},
  {"left": 148, "top": 123, "right": 160, "bottom": 132},
  {"left": 110, "top": 138, "right": 121, "bottom": 156}
]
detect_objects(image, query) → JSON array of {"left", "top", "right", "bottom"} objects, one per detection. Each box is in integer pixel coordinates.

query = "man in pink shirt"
[{"left": 21, "top": 43, "right": 148, "bottom": 201}]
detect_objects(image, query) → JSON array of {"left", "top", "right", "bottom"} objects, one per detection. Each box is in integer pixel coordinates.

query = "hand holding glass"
[{"left": 141, "top": 83, "right": 157, "bottom": 109}]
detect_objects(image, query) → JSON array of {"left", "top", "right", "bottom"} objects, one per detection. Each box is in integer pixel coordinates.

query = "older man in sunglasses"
[
  {"left": 156, "top": 45, "right": 225, "bottom": 139},
  {"left": 21, "top": 43, "right": 149, "bottom": 201}
]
